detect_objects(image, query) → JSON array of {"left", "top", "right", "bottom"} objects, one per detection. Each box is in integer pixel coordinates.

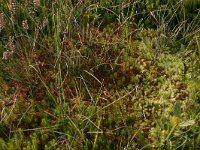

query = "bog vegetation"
[{"left": 0, "top": 0, "right": 200, "bottom": 149}]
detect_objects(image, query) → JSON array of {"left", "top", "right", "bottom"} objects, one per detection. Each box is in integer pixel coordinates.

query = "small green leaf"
[
  {"left": 179, "top": 120, "right": 195, "bottom": 127},
  {"left": 174, "top": 101, "right": 182, "bottom": 117}
]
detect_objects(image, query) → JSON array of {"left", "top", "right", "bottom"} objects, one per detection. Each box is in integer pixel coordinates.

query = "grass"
[{"left": 0, "top": 0, "right": 200, "bottom": 149}]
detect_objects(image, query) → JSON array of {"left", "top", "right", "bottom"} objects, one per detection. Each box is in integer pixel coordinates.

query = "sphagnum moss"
[{"left": 0, "top": 0, "right": 199, "bottom": 149}]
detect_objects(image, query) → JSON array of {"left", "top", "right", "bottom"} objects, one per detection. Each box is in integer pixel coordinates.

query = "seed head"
[
  {"left": 2, "top": 36, "right": 15, "bottom": 60},
  {"left": 2, "top": 50, "right": 12, "bottom": 60},
  {"left": 6, "top": 36, "right": 15, "bottom": 52},
  {"left": 22, "top": 20, "right": 29, "bottom": 30},
  {"left": 0, "top": 13, "right": 6, "bottom": 31},
  {"left": 33, "top": 0, "right": 40, "bottom": 7},
  {"left": 9, "top": 0, "right": 17, "bottom": 15}
]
